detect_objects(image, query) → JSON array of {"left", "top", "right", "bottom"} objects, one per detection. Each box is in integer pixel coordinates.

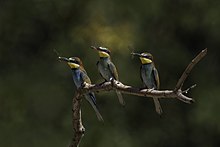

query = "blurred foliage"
[{"left": 0, "top": 0, "right": 219, "bottom": 146}]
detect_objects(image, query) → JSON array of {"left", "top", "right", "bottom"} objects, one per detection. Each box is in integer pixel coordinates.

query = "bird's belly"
[
  {"left": 144, "top": 80, "right": 154, "bottom": 89},
  {"left": 73, "top": 78, "right": 82, "bottom": 88},
  {"left": 141, "top": 73, "right": 154, "bottom": 89}
]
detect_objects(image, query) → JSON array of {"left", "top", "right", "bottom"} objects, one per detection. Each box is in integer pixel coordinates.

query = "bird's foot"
[
  {"left": 81, "top": 82, "right": 87, "bottom": 88},
  {"left": 98, "top": 81, "right": 107, "bottom": 86},
  {"left": 148, "top": 88, "right": 155, "bottom": 92}
]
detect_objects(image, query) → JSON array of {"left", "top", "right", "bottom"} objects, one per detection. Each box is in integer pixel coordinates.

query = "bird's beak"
[
  {"left": 131, "top": 52, "right": 142, "bottom": 57},
  {"left": 91, "top": 46, "right": 99, "bottom": 51},
  {"left": 58, "top": 57, "right": 69, "bottom": 62}
]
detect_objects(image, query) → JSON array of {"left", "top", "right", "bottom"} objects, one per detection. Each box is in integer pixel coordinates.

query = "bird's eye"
[
  {"left": 69, "top": 59, "right": 74, "bottom": 63},
  {"left": 103, "top": 49, "right": 110, "bottom": 54},
  {"left": 100, "top": 49, "right": 106, "bottom": 52},
  {"left": 75, "top": 61, "right": 79, "bottom": 64},
  {"left": 147, "top": 56, "right": 153, "bottom": 60}
]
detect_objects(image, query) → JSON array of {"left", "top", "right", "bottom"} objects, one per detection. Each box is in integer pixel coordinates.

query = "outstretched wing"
[
  {"left": 108, "top": 62, "right": 119, "bottom": 80},
  {"left": 152, "top": 67, "right": 160, "bottom": 89}
]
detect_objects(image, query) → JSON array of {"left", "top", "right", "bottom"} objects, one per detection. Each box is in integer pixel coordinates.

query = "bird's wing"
[
  {"left": 108, "top": 62, "right": 125, "bottom": 106},
  {"left": 80, "top": 69, "right": 92, "bottom": 84},
  {"left": 140, "top": 65, "right": 144, "bottom": 84},
  {"left": 108, "top": 62, "right": 119, "bottom": 80},
  {"left": 96, "top": 61, "right": 99, "bottom": 66},
  {"left": 96, "top": 61, "right": 106, "bottom": 80},
  {"left": 152, "top": 67, "right": 160, "bottom": 89},
  {"left": 152, "top": 67, "right": 163, "bottom": 115}
]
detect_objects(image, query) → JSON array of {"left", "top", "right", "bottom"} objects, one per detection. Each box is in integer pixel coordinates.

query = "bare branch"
[
  {"left": 174, "top": 48, "right": 207, "bottom": 91},
  {"left": 81, "top": 80, "right": 194, "bottom": 103},
  {"left": 69, "top": 92, "right": 85, "bottom": 147},
  {"left": 183, "top": 84, "right": 197, "bottom": 94},
  {"left": 69, "top": 49, "right": 207, "bottom": 147}
]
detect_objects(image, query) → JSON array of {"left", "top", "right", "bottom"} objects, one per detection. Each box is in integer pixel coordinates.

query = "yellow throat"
[
  {"left": 99, "top": 51, "right": 109, "bottom": 57},
  {"left": 68, "top": 62, "right": 80, "bottom": 68},
  {"left": 140, "top": 57, "right": 152, "bottom": 64}
]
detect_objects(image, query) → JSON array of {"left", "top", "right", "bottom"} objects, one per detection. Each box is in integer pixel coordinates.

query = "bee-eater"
[
  {"left": 59, "top": 56, "right": 104, "bottom": 121},
  {"left": 91, "top": 46, "right": 125, "bottom": 106},
  {"left": 131, "top": 52, "right": 163, "bottom": 115}
]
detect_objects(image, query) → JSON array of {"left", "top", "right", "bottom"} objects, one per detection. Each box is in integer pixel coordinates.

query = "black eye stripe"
[
  {"left": 74, "top": 61, "right": 79, "bottom": 64},
  {"left": 69, "top": 59, "right": 79, "bottom": 64},
  {"left": 100, "top": 49, "right": 110, "bottom": 54},
  {"left": 141, "top": 55, "right": 152, "bottom": 59},
  {"left": 141, "top": 54, "right": 147, "bottom": 57}
]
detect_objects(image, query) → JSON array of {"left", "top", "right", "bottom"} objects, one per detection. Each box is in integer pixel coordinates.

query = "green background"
[{"left": 0, "top": 0, "right": 219, "bottom": 146}]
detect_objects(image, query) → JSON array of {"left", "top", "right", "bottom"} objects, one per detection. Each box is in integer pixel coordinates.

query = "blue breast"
[
  {"left": 141, "top": 64, "right": 155, "bottom": 89},
  {"left": 71, "top": 69, "right": 83, "bottom": 88}
]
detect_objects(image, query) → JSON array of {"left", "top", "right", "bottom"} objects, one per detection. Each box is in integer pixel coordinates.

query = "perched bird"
[
  {"left": 131, "top": 52, "right": 163, "bottom": 115},
  {"left": 59, "top": 56, "right": 104, "bottom": 121},
  {"left": 91, "top": 46, "right": 125, "bottom": 106}
]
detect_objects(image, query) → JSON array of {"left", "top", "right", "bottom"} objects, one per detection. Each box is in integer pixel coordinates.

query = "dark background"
[{"left": 0, "top": 0, "right": 219, "bottom": 146}]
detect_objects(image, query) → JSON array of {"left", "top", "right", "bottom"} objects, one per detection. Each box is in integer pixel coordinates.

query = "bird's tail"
[
  {"left": 153, "top": 98, "right": 163, "bottom": 115},
  {"left": 94, "top": 107, "right": 104, "bottom": 122},
  {"left": 116, "top": 90, "right": 126, "bottom": 106},
  {"left": 85, "top": 93, "right": 104, "bottom": 122}
]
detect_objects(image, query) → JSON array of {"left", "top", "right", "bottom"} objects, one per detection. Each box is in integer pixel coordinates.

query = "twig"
[
  {"left": 69, "top": 49, "right": 207, "bottom": 147},
  {"left": 174, "top": 48, "right": 207, "bottom": 91},
  {"left": 183, "top": 84, "right": 197, "bottom": 94}
]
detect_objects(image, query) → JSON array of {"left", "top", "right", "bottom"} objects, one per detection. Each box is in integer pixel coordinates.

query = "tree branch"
[
  {"left": 69, "top": 92, "right": 85, "bottom": 147},
  {"left": 69, "top": 49, "right": 207, "bottom": 147},
  {"left": 174, "top": 48, "right": 207, "bottom": 91},
  {"left": 81, "top": 80, "right": 194, "bottom": 103}
]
